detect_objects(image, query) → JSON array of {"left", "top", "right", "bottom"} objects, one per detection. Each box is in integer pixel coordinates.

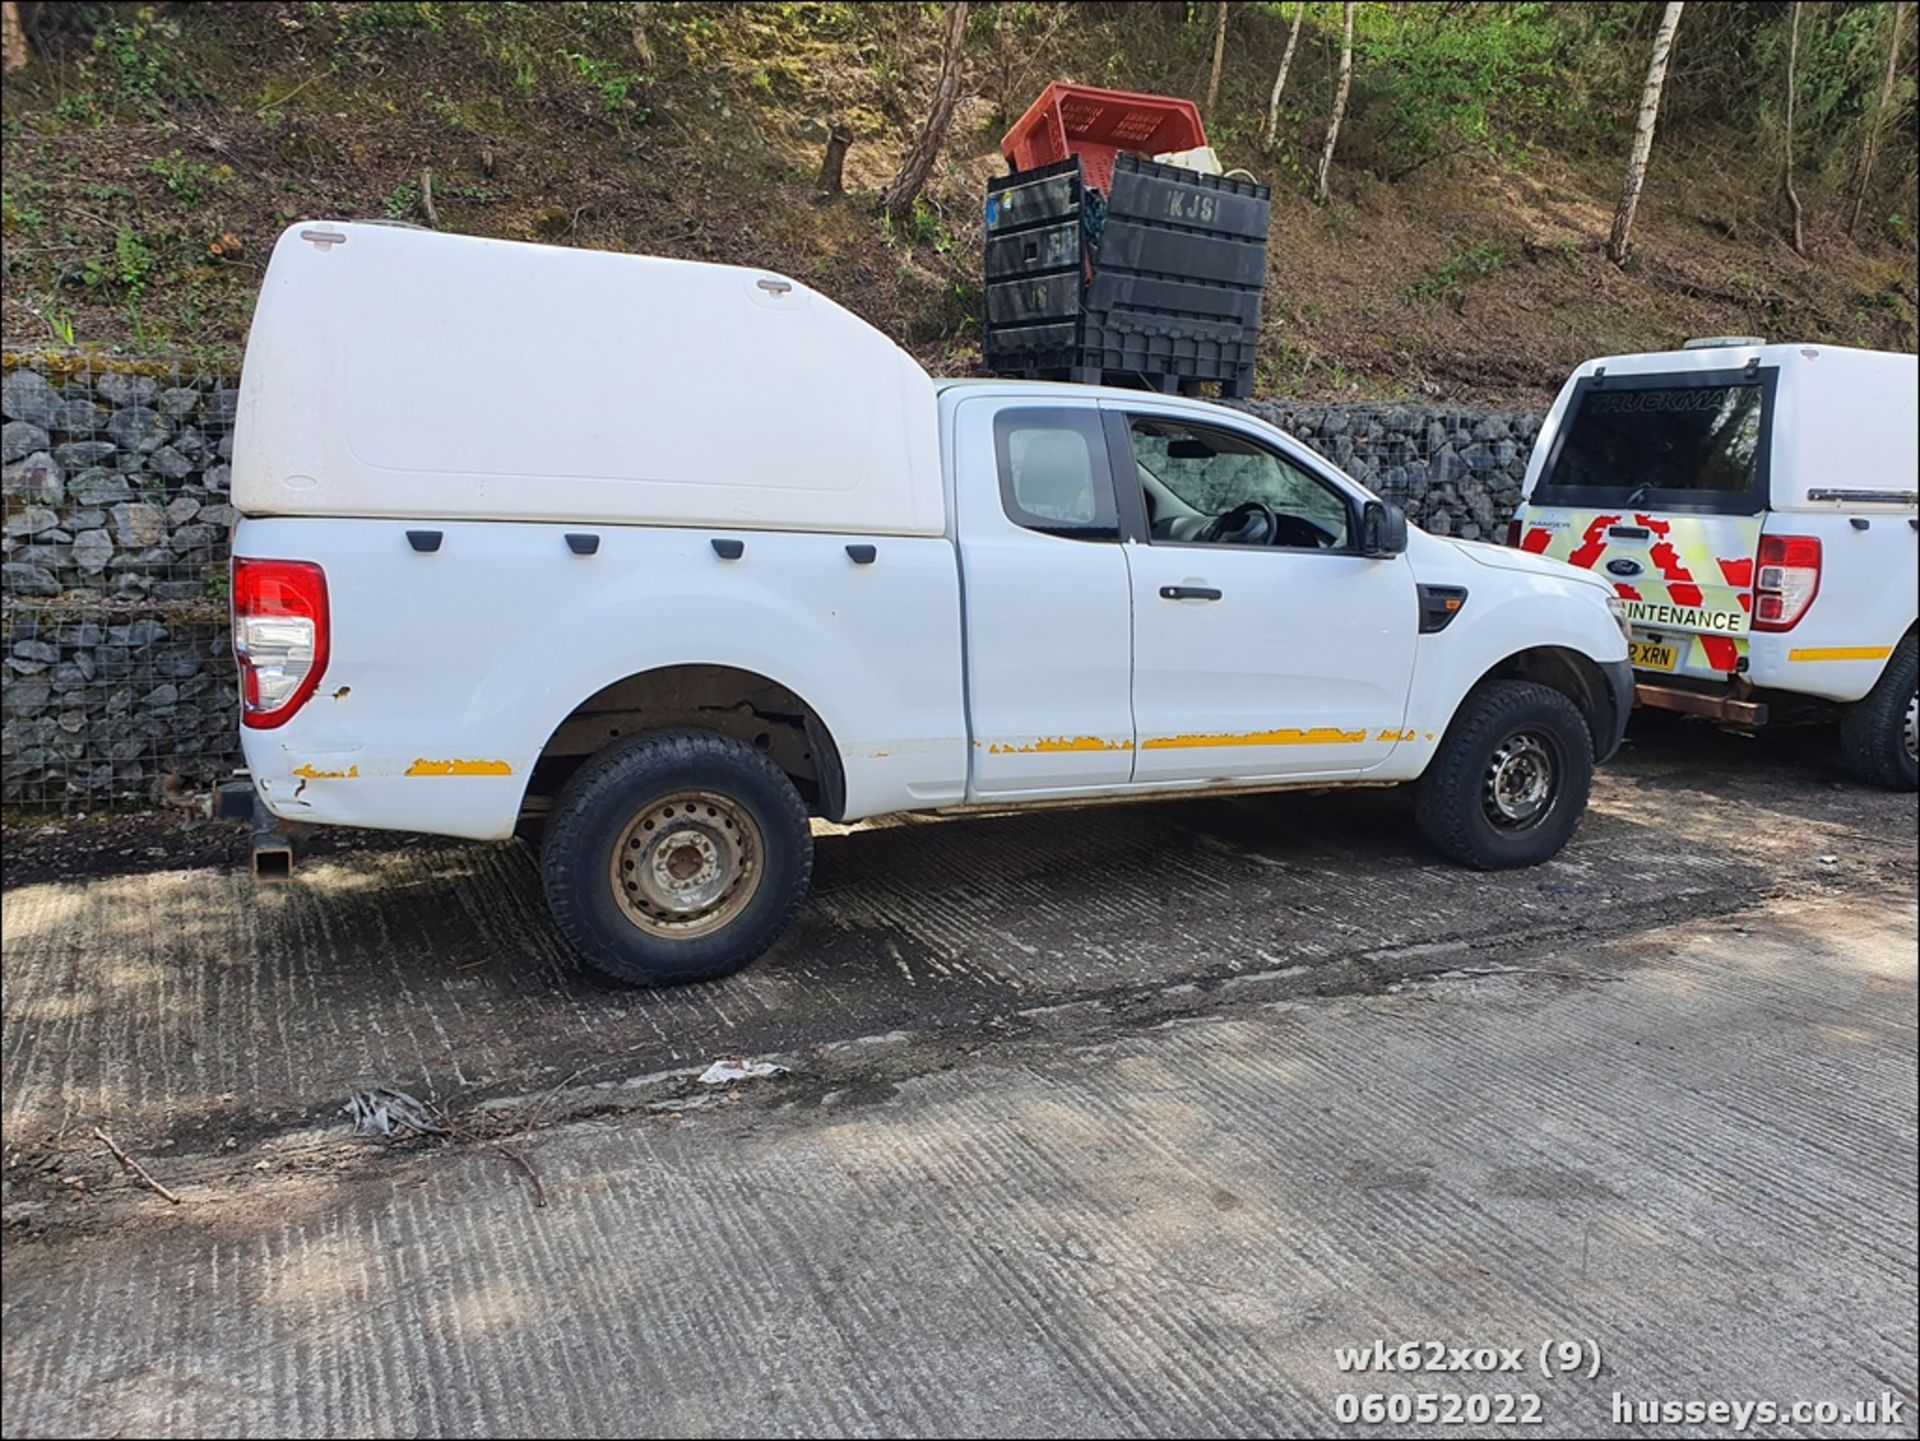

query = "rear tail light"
[
  {"left": 1505, "top": 517, "right": 1523, "bottom": 548},
  {"left": 1751, "top": 534, "right": 1820, "bottom": 632},
  {"left": 233, "top": 558, "right": 329, "bottom": 728}
]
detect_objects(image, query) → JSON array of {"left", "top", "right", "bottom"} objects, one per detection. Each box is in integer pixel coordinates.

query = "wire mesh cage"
[{"left": 3, "top": 353, "right": 243, "bottom": 811}]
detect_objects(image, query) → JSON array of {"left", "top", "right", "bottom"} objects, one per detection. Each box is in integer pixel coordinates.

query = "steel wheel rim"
[
  {"left": 1483, "top": 731, "right": 1558, "bottom": 831},
  {"left": 1904, "top": 691, "right": 1919, "bottom": 767},
  {"left": 610, "top": 791, "right": 763, "bottom": 939}
]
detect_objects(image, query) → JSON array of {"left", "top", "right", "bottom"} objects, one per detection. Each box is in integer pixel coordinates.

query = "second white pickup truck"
[{"left": 230, "top": 222, "right": 1633, "bottom": 985}]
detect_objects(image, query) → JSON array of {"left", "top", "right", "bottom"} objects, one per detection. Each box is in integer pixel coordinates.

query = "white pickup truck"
[{"left": 229, "top": 222, "right": 1632, "bottom": 986}]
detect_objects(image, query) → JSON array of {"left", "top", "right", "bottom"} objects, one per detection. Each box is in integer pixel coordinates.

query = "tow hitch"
[{"left": 213, "top": 776, "right": 307, "bottom": 882}]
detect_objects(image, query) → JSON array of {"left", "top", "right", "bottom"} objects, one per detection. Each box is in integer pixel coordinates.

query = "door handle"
[{"left": 1160, "top": 585, "right": 1223, "bottom": 601}]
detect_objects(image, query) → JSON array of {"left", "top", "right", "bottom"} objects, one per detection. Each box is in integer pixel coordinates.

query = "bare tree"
[
  {"left": 2, "top": 1, "right": 27, "bottom": 74},
  {"left": 1262, "top": 1, "right": 1307, "bottom": 151},
  {"left": 1606, "top": 1, "right": 1686, "bottom": 266},
  {"left": 1783, "top": 1, "right": 1805, "bottom": 255},
  {"left": 1315, "top": 1, "right": 1354, "bottom": 205},
  {"left": 1849, "top": 0, "right": 1909, "bottom": 236},
  {"left": 1205, "top": 1, "right": 1230, "bottom": 120},
  {"left": 879, "top": 2, "right": 969, "bottom": 226}
]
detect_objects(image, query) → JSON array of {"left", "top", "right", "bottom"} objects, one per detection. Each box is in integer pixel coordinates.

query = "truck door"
[
  {"left": 1515, "top": 368, "right": 1771, "bottom": 681},
  {"left": 1111, "top": 407, "right": 1418, "bottom": 784},
  {"left": 952, "top": 397, "right": 1137, "bottom": 795}
]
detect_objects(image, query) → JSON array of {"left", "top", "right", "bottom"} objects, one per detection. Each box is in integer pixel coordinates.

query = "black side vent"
[{"left": 1418, "top": 585, "right": 1469, "bottom": 634}]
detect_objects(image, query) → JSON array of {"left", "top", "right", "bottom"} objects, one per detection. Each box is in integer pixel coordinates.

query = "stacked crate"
[{"left": 982, "top": 84, "right": 1272, "bottom": 398}]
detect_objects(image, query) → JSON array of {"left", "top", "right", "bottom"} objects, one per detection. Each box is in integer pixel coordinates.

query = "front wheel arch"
[{"left": 1462, "top": 645, "right": 1620, "bottom": 761}]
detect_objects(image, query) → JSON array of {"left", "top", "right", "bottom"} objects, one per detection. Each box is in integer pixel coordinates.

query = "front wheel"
[
  {"left": 1839, "top": 637, "right": 1919, "bottom": 791},
  {"left": 1413, "top": 680, "right": 1594, "bottom": 869},
  {"left": 540, "top": 731, "right": 814, "bottom": 986}
]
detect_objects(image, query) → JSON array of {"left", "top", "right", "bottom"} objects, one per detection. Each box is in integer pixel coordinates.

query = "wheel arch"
[
  {"left": 1464, "top": 645, "right": 1620, "bottom": 758},
  {"left": 521, "top": 664, "right": 848, "bottom": 829}
]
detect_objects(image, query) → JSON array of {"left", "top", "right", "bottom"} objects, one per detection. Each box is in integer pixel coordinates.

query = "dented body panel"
[{"left": 234, "top": 517, "right": 970, "bottom": 838}]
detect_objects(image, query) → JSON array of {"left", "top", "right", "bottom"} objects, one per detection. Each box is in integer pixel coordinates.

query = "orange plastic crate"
[{"left": 1000, "top": 82, "right": 1208, "bottom": 194}]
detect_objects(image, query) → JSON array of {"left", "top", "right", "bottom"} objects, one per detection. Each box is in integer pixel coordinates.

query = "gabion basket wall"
[{"left": 3, "top": 355, "right": 242, "bottom": 809}]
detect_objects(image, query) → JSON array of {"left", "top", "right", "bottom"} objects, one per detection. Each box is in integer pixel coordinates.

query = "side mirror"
[{"left": 1359, "top": 500, "right": 1408, "bottom": 557}]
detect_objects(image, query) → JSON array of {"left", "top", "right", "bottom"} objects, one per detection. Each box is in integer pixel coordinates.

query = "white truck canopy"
[
  {"left": 1530, "top": 341, "right": 1917, "bottom": 509},
  {"left": 233, "top": 222, "right": 945, "bottom": 535}
]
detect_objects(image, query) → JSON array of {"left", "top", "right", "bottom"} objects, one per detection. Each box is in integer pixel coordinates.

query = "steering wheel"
[{"left": 1201, "top": 500, "right": 1278, "bottom": 546}]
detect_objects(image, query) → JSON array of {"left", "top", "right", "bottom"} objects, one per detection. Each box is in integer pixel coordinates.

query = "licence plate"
[{"left": 1630, "top": 640, "right": 1679, "bottom": 672}]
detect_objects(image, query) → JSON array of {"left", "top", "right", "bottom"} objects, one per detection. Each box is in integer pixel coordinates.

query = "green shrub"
[
  {"left": 1400, "top": 240, "right": 1507, "bottom": 305},
  {"left": 1353, "top": 3, "right": 1557, "bottom": 176}
]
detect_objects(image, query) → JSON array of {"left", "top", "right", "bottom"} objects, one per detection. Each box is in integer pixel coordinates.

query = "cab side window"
[
  {"left": 994, "top": 408, "right": 1120, "bottom": 541},
  {"left": 1129, "top": 416, "right": 1351, "bottom": 550}
]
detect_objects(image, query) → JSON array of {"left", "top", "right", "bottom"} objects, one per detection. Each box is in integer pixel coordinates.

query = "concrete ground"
[{"left": 2, "top": 716, "right": 1916, "bottom": 1437}]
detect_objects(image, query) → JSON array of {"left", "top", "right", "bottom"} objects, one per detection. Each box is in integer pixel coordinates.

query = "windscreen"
[{"left": 1535, "top": 373, "right": 1771, "bottom": 514}]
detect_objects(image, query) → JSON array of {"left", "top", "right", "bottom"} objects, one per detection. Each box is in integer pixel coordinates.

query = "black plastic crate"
[{"left": 983, "top": 152, "right": 1270, "bottom": 398}]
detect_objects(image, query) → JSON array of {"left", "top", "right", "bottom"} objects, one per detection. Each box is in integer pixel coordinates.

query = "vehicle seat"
[{"left": 1139, "top": 466, "right": 1211, "bottom": 541}]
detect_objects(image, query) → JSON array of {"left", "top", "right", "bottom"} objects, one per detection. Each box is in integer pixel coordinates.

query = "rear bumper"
[{"left": 1598, "top": 658, "right": 1634, "bottom": 762}]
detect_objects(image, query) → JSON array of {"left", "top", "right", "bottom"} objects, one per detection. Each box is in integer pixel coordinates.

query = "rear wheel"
[
  {"left": 1839, "top": 637, "right": 1919, "bottom": 792},
  {"left": 540, "top": 731, "right": 814, "bottom": 986},
  {"left": 1414, "top": 680, "right": 1594, "bottom": 869}
]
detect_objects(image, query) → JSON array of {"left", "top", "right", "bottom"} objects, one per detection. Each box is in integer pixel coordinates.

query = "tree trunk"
[
  {"left": 1606, "top": 1, "right": 1685, "bottom": 266},
  {"left": 879, "top": 1, "right": 969, "bottom": 225},
  {"left": 1205, "top": 0, "right": 1229, "bottom": 120},
  {"left": 1783, "top": 2, "right": 1806, "bottom": 255},
  {"left": 1315, "top": 1, "right": 1354, "bottom": 205},
  {"left": 816, "top": 123, "right": 852, "bottom": 198},
  {"left": 1849, "top": 0, "right": 1907, "bottom": 237},
  {"left": 1262, "top": 1, "right": 1306, "bottom": 150},
  {"left": 630, "top": 1, "right": 652, "bottom": 67},
  {"left": 2, "top": 1, "right": 27, "bottom": 74}
]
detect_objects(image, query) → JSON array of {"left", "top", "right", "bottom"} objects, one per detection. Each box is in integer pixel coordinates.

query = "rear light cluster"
[
  {"left": 1505, "top": 518, "right": 1523, "bottom": 548},
  {"left": 1752, "top": 534, "right": 1821, "bottom": 632},
  {"left": 232, "top": 558, "right": 329, "bottom": 728}
]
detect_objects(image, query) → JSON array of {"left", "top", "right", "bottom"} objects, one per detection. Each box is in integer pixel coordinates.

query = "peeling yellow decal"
[
  {"left": 405, "top": 758, "right": 514, "bottom": 777},
  {"left": 1141, "top": 727, "right": 1368, "bottom": 750},
  {"left": 1788, "top": 646, "right": 1893, "bottom": 663},
  {"left": 291, "top": 763, "right": 358, "bottom": 780},
  {"left": 1374, "top": 728, "right": 1419, "bottom": 743},
  {"left": 988, "top": 735, "right": 1135, "bottom": 755}
]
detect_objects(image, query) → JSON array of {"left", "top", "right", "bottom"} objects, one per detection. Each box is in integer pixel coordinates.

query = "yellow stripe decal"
[
  {"left": 1787, "top": 646, "right": 1893, "bottom": 663},
  {"left": 988, "top": 736, "right": 1133, "bottom": 754},
  {"left": 405, "top": 758, "right": 514, "bottom": 776},
  {"left": 291, "top": 763, "right": 358, "bottom": 780},
  {"left": 1140, "top": 727, "right": 1368, "bottom": 751}
]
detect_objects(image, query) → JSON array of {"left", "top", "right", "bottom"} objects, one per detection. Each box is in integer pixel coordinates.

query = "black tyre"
[
  {"left": 1839, "top": 637, "right": 1919, "bottom": 792},
  {"left": 540, "top": 731, "right": 814, "bottom": 986},
  {"left": 1413, "top": 680, "right": 1594, "bottom": 869}
]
